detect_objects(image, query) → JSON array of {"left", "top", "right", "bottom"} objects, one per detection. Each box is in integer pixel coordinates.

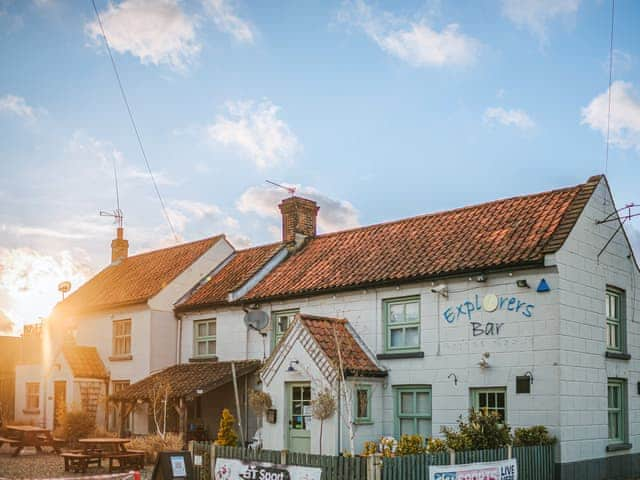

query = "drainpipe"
[
  {"left": 176, "top": 314, "right": 182, "bottom": 365},
  {"left": 337, "top": 380, "right": 341, "bottom": 454}
]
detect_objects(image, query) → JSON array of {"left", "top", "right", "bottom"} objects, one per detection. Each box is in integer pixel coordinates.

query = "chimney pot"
[
  {"left": 278, "top": 196, "right": 319, "bottom": 244},
  {"left": 111, "top": 227, "right": 129, "bottom": 263}
]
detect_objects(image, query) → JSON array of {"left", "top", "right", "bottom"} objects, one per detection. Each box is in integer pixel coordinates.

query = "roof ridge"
[{"left": 123, "top": 234, "right": 224, "bottom": 261}]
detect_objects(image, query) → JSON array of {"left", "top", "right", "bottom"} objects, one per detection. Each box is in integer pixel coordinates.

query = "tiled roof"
[
  {"left": 55, "top": 236, "right": 224, "bottom": 316},
  {"left": 62, "top": 345, "right": 108, "bottom": 379},
  {"left": 242, "top": 176, "right": 602, "bottom": 302},
  {"left": 110, "top": 360, "right": 261, "bottom": 402},
  {"left": 299, "top": 314, "right": 385, "bottom": 377},
  {"left": 176, "top": 243, "right": 283, "bottom": 311}
]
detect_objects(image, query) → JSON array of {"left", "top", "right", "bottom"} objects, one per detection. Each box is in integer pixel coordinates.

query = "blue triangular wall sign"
[{"left": 537, "top": 278, "right": 550, "bottom": 292}]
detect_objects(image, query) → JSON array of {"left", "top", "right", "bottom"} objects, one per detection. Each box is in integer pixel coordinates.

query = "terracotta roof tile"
[
  {"left": 242, "top": 176, "right": 602, "bottom": 302},
  {"left": 110, "top": 360, "right": 261, "bottom": 401},
  {"left": 299, "top": 314, "right": 385, "bottom": 376},
  {"left": 62, "top": 345, "right": 108, "bottom": 379},
  {"left": 56, "top": 235, "right": 224, "bottom": 316},
  {"left": 177, "top": 243, "right": 283, "bottom": 310}
]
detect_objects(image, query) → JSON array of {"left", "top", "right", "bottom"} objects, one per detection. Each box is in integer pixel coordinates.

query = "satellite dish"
[
  {"left": 243, "top": 310, "right": 269, "bottom": 331},
  {"left": 58, "top": 281, "right": 71, "bottom": 294}
]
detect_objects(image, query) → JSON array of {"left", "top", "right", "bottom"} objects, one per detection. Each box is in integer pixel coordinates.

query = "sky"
[{"left": 0, "top": 0, "right": 639, "bottom": 335}]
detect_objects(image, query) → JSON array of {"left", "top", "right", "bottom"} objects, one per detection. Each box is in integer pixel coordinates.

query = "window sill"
[
  {"left": 109, "top": 355, "right": 133, "bottom": 362},
  {"left": 606, "top": 442, "right": 632, "bottom": 452},
  {"left": 189, "top": 356, "right": 218, "bottom": 362},
  {"left": 377, "top": 351, "right": 424, "bottom": 360},
  {"left": 22, "top": 409, "right": 40, "bottom": 415},
  {"left": 354, "top": 420, "right": 373, "bottom": 425},
  {"left": 605, "top": 351, "right": 631, "bottom": 360}
]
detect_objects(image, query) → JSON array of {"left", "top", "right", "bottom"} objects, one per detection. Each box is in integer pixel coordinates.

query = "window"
[
  {"left": 194, "top": 319, "right": 217, "bottom": 357},
  {"left": 606, "top": 287, "right": 625, "bottom": 352},
  {"left": 110, "top": 381, "right": 131, "bottom": 431},
  {"left": 608, "top": 379, "right": 627, "bottom": 444},
  {"left": 394, "top": 386, "right": 431, "bottom": 437},
  {"left": 26, "top": 382, "right": 39, "bottom": 410},
  {"left": 354, "top": 385, "right": 372, "bottom": 424},
  {"left": 272, "top": 309, "right": 298, "bottom": 347},
  {"left": 471, "top": 388, "right": 506, "bottom": 421},
  {"left": 112, "top": 319, "right": 131, "bottom": 356},
  {"left": 384, "top": 297, "right": 421, "bottom": 352}
]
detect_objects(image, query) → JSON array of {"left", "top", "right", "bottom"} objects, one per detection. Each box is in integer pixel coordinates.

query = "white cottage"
[
  {"left": 174, "top": 175, "right": 640, "bottom": 480},
  {"left": 14, "top": 228, "right": 235, "bottom": 433}
]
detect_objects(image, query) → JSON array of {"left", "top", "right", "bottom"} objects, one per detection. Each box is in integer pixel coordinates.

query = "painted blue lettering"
[
  {"left": 456, "top": 304, "right": 466, "bottom": 320},
  {"left": 498, "top": 296, "right": 509, "bottom": 309},
  {"left": 464, "top": 301, "right": 475, "bottom": 320},
  {"left": 515, "top": 299, "right": 526, "bottom": 312},
  {"left": 523, "top": 304, "right": 535, "bottom": 318},
  {"left": 444, "top": 308, "right": 455, "bottom": 324},
  {"left": 507, "top": 297, "right": 516, "bottom": 311},
  {"left": 475, "top": 294, "right": 482, "bottom": 310}
]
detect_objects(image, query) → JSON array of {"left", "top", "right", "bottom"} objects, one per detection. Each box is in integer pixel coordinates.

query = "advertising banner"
[
  {"left": 214, "top": 457, "right": 322, "bottom": 480},
  {"left": 429, "top": 458, "right": 517, "bottom": 480}
]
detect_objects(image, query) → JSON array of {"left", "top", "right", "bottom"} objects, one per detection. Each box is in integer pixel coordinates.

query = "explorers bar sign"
[
  {"left": 443, "top": 293, "right": 535, "bottom": 337},
  {"left": 214, "top": 458, "right": 322, "bottom": 480},
  {"left": 429, "top": 458, "right": 517, "bottom": 480}
]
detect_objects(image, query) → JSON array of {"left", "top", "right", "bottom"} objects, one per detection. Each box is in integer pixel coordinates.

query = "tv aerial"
[
  {"left": 266, "top": 180, "right": 296, "bottom": 196},
  {"left": 58, "top": 281, "right": 71, "bottom": 300},
  {"left": 99, "top": 208, "right": 124, "bottom": 228},
  {"left": 596, "top": 203, "right": 639, "bottom": 260}
]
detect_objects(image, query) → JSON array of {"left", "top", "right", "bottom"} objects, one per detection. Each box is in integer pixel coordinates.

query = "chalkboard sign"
[{"left": 152, "top": 451, "right": 194, "bottom": 480}]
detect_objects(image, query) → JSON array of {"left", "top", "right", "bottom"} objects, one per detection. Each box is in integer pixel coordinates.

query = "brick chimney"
[
  {"left": 278, "top": 196, "right": 319, "bottom": 244},
  {"left": 111, "top": 227, "right": 129, "bottom": 263}
]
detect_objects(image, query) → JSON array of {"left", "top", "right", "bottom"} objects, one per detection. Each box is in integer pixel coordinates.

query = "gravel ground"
[{"left": 0, "top": 445, "right": 153, "bottom": 479}]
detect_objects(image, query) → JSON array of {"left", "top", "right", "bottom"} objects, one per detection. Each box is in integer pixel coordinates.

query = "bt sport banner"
[
  {"left": 214, "top": 458, "right": 322, "bottom": 480},
  {"left": 429, "top": 458, "right": 517, "bottom": 480}
]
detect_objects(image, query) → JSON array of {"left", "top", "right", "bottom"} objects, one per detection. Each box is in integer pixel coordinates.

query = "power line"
[
  {"left": 604, "top": 0, "right": 615, "bottom": 177},
  {"left": 90, "top": 0, "right": 179, "bottom": 243}
]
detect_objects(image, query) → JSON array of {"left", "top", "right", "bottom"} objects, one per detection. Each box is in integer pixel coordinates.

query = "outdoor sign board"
[
  {"left": 429, "top": 458, "right": 517, "bottom": 480},
  {"left": 214, "top": 457, "right": 322, "bottom": 480},
  {"left": 152, "top": 451, "right": 195, "bottom": 480}
]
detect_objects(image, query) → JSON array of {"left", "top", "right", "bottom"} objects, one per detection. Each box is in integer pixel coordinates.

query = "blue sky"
[{"left": 0, "top": 0, "right": 639, "bottom": 333}]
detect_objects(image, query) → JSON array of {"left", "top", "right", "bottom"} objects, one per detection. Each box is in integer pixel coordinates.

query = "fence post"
[
  {"left": 507, "top": 445, "right": 512, "bottom": 459},
  {"left": 281, "top": 449, "right": 288, "bottom": 465},
  {"left": 210, "top": 443, "right": 217, "bottom": 477},
  {"left": 189, "top": 440, "right": 194, "bottom": 458},
  {"left": 448, "top": 449, "right": 455, "bottom": 465}
]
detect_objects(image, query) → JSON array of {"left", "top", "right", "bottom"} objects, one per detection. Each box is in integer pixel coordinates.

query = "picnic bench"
[
  {"left": 4, "top": 425, "right": 60, "bottom": 456},
  {"left": 61, "top": 452, "right": 103, "bottom": 473},
  {"left": 75, "top": 437, "right": 144, "bottom": 473}
]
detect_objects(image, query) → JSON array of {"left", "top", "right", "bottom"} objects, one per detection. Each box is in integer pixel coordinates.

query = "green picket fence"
[
  {"left": 382, "top": 444, "right": 555, "bottom": 480},
  {"left": 190, "top": 442, "right": 554, "bottom": 480}
]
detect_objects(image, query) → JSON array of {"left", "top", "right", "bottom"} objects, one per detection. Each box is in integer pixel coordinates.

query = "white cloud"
[
  {"left": 501, "top": 0, "right": 580, "bottom": 40},
  {"left": 5, "top": 224, "right": 90, "bottom": 240},
  {"left": 484, "top": 107, "right": 535, "bottom": 130},
  {"left": 0, "top": 310, "right": 13, "bottom": 334},
  {"left": 0, "top": 94, "right": 39, "bottom": 120},
  {"left": 581, "top": 81, "right": 640, "bottom": 151},
  {"left": 237, "top": 184, "right": 360, "bottom": 233},
  {"left": 337, "top": 0, "right": 479, "bottom": 67},
  {"left": 85, "top": 0, "right": 200, "bottom": 71},
  {"left": 202, "top": 0, "right": 254, "bottom": 43},
  {"left": 0, "top": 247, "right": 93, "bottom": 332},
  {"left": 206, "top": 100, "right": 301, "bottom": 169}
]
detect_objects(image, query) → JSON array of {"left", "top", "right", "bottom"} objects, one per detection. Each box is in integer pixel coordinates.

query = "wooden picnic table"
[
  {"left": 2, "top": 425, "right": 60, "bottom": 456},
  {"left": 78, "top": 437, "right": 131, "bottom": 453},
  {"left": 69, "top": 437, "right": 143, "bottom": 473}
]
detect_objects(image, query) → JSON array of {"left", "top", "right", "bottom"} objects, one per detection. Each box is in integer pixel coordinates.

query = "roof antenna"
[
  {"left": 100, "top": 149, "right": 124, "bottom": 229},
  {"left": 596, "top": 203, "right": 639, "bottom": 260},
  {"left": 266, "top": 180, "right": 296, "bottom": 196}
]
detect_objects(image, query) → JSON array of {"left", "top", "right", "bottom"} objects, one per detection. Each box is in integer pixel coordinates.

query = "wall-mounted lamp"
[
  {"left": 431, "top": 284, "right": 448, "bottom": 298},
  {"left": 287, "top": 360, "right": 299, "bottom": 372},
  {"left": 478, "top": 352, "right": 490, "bottom": 369},
  {"left": 516, "top": 279, "right": 530, "bottom": 288},
  {"left": 448, "top": 373, "right": 458, "bottom": 386},
  {"left": 476, "top": 274, "right": 487, "bottom": 283},
  {"left": 524, "top": 371, "right": 534, "bottom": 383},
  {"left": 196, "top": 389, "right": 204, "bottom": 395}
]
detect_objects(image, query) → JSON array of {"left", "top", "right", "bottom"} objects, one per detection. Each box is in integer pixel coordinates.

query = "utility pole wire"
[
  {"left": 90, "top": 0, "right": 179, "bottom": 243},
  {"left": 604, "top": 0, "right": 615, "bottom": 177}
]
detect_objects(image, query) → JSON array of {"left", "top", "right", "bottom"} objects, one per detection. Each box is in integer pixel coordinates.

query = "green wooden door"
[{"left": 287, "top": 383, "right": 311, "bottom": 453}]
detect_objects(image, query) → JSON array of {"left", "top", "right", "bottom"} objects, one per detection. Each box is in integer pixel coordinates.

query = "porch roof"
[{"left": 110, "top": 360, "right": 261, "bottom": 402}]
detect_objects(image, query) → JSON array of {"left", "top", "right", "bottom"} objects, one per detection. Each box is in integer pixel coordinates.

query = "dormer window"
[{"left": 272, "top": 309, "right": 299, "bottom": 347}]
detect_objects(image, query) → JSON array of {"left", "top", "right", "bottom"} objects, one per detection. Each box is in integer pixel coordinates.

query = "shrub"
[
  {"left": 56, "top": 409, "right": 96, "bottom": 446},
  {"left": 248, "top": 390, "right": 272, "bottom": 417},
  {"left": 127, "top": 433, "right": 183, "bottom": 464},
  {"left": 396, "top": 434, "right": 427, "bottom": 455},
  {"left": 215, "top": 408, "right": 238, "bottom": 446},
  {"left": 441, "top": 410, "right": 511, "bottom": 451},
  {"left": 513, "top": 425, "right": 556, "bottom": 446},
  {"left": 361, "top": 440, "right": 377, "bottom": 456},
  {"left": 426, "top": 437, "right": 447, "bottom": 454}
]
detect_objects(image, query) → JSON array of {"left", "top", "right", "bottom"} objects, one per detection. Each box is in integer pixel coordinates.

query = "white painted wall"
[{"left": 554, "top": 179, "right": 640, "bottom": 464}]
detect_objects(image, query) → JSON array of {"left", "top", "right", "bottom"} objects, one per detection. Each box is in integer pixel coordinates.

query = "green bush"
[
  {"left": 215, "top": 408, "right": 238, "bottom": 446},
  {"left": 56, "top": 409, "right": 96, "bottom": 446},
  {"left": 441, "top": 410, "right": 511, "bottom": 451},
  {"left": 396, "top": 434, "right": 427, "bottom": 455},
  {"left": 426, "top": 437, "right": 448, "bottom": 453},
  {"left": 513, "top": 425, "right": 556, "bottom": 446}
]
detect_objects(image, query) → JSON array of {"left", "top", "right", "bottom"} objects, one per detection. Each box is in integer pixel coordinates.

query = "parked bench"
[
  {"left": 0, "top": 436, "right": 20, "bottom": 448},
  {"left": 60, "top": 452, "right": 102, "bottom": 473},
  {"left": 105, "top": 451, "right": 145, "bottom": 472}
]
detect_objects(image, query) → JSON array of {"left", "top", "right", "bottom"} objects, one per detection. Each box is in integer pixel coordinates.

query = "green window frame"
[
  {"left": 471, "top": 387, "right": 507, "bottom": 422},
  {"left": 354, "top": 384, "right": 372, "bottom": 424},
  {"left": 393, "top": 386, "right": 432, "bottom": 438},
  {"left": 608, "top": 379, "right": 627, "bottom": 443},
  {"left": 384, "top": 296, "right": 421, "bottom": 352},
  {"left": 272, "top": 309, "right": 298, "bottom": 348},
  {"left": 194, "top": 319, "right": 216, "bottom": 358},
  {"left": 606, "top": 287, "right": 626, "bottom": 353}
]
